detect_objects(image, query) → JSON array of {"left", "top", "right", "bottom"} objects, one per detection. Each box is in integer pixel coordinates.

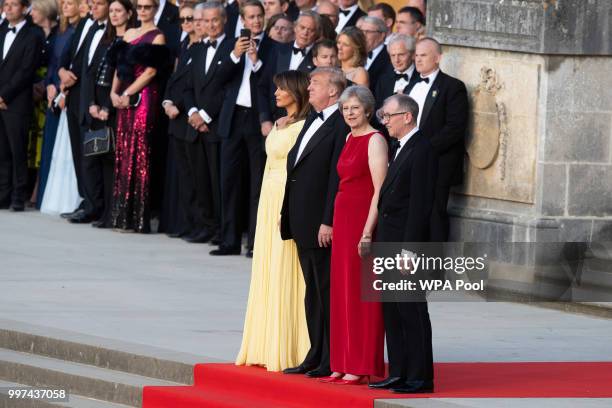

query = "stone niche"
[{"left": 428, "top": 0, "right": 612, "bottom": 244}]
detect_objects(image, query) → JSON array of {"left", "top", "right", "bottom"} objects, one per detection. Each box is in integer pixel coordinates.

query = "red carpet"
[{"left": 142, "top": 362, "right": 612, "bottom": 408}]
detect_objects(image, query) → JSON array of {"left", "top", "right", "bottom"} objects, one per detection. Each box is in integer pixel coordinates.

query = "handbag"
[{"left": 83, "top": 127, "right": 115, "bottom": 157}]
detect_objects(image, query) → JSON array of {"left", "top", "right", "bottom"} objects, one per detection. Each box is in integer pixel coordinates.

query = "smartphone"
[{"left": 240, "top": 28, "right": 251, "bottom": 39}]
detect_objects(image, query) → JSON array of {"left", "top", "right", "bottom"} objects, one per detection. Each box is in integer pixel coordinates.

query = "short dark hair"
[
  {"left": 398, "top": 6, "right": 425, "bottom": 26},
  {"left": 368, "top": 3, "right": 396, "bottom": 25},
  {"left": 312, "top": 39, "right": 336, "bottom": 58},
  {"left": 240, "top": 0, "right": 265, "bottom": 17}
]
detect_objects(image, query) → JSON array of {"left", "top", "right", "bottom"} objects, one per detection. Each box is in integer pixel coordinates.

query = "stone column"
[{"left": 427, "top": 0, "right": 612, "bottom": 244}]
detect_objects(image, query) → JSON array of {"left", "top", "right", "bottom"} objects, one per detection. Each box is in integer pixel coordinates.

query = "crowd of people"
[{"left": 1, "top": 0, "right": 469, "bottom": 395}]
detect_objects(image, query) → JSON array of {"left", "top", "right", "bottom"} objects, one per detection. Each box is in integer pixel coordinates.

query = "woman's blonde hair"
[{"left": 338, "top": 26, "right": 367, "bottom": 68}]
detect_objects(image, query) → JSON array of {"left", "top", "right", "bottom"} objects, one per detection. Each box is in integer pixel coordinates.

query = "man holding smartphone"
[{"left": 211, "top": 0, "right": 276, "bottom": 257}]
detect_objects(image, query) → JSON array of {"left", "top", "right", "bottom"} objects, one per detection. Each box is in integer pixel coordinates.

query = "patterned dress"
[{"left": 111, "top": 29, "right": 163, "bottom": 233}]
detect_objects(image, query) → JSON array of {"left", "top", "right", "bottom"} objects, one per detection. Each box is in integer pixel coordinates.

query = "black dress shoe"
[
  {"left": 368, "top": 377, "right": 404, "bottom": 389},
  {"left": 390, "top": 380, "right": 434, "bottom": 394},
  {"left": 61, "top": 209, "right": 80, "bottom": 219},
  {"left": 283, "top": 365, "right": 314, "bottom": 375},
  {"left": 209, "top": 236, "right": 222, "bottom": 246},
  {"left": 183, "top": 231, "right": 214, "bottom": 244},
  {"left": 305, "top": 368, "right": 332, "bottom": 378},
  {"left": 9, "top": 203, "right": 25, "bottom": 212},
  {"left": 167, "top": 230, "right": 189, "bottom": 238},
  {"left": 92, "top": 219, "right": 110, "bottom": 228},
  {"left": 245, "top": 249, "right": 253, "bottom": 258},
  {"left": 68, "top": 212, "right": 95, "bottom": 224},
  {"left": 210, "top": 246, "right": 241, "bottom": 256}
]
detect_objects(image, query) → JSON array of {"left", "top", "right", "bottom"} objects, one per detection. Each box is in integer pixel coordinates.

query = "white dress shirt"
[
  {"left": 294, "top": 104, "right": 338, "bottom": 165},
  {"left": 2, "top": 19, "right": 26, "bottom": 60},
  {"left": 336, "top": 4, "right": 359, "bottom": 33},
  {"left": 154, "top": 0, "right": 167, "bottom": 26},
  {"left": 365, "top": 42, "right": 384, "bottom": 70},
  {"left": 232, "top": 34, "right": 264, "bottom": 108},
  {"left": 75, "top": 18, "right": 95, "bottom": 58},
  {"left": 408, "top": 68, "right": 440, "bottom": 126},
  {"left": 87, "top": 20, "right": 108, "bottom": 65},
  {"left": 393, "top": 64, "right": 415, "bottom": 94},
  {"left": 186, "top": 34, "right": 227, "bottom": 124},
  {"left": 393, "top": 126, "right": 419, "bottom": 161},
  {"left": 289, "top": 42, "right": 313, "bottom": 71}
]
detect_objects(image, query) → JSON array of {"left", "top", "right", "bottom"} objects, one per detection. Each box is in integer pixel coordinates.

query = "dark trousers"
[
  {"left": 383, "top": 301, "right": 433, "bottom": 380},
  {"left": 66, "top": 90, "right": 85, "bottom": 202},
  {"left": 175, "top": 134, "right": 218, "bottom": 235},
  {"left": 430, "top": 185, "right": 450, "bottom": 242},
  {"left": 80, "top": 120, "right": 114, "bottom": 222},
  {"left": 219, "top": 107, "right": 264, "bottom": 249},
  {"left": 0, "top": 111, "right": 29, "bottom": 206},
  {"left": 297, "top": 246, "right": 331, "bottom": 372}
]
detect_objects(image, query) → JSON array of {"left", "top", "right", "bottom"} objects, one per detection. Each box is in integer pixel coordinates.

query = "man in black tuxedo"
[
  {"left": 257, "top": 10, "right": 318, "bottom": 136},
  {"left": 153, "top": 0, "right": 180, "bottom": 57},
  {"left": 404, "top": 37, "right": 468, "bottom": 242},
  {"left": 69, "top": 0, "right": 111, "bottom": 224},
  {"left": 368, "top": 93, "right": 437, "bottom": 394},
  {"left": 211, "top": 0, "right": 276, "bottom": 256},
  {"left": 180, "top": 2, "right": 236, "bottom": 244},
  {"left": 356, "top": 16, "right": 389, "bottom": 93},
  {"left": 0, "top": 0, "right": 42, "bottom": 211},
  {"left": 281, "top": 67, "right": 348, "bottom": 378},
  {"left": 57, "top": 11, "right": 95, "bottom": 218},
  {"left": 335, "top": 0, "right": 365, "bottom": 33},
  {"left": 374, "top": 33, "right": 418, "bottom": 110}
]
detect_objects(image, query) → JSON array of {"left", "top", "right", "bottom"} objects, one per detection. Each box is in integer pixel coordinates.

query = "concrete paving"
[{"left": 1, "top": 210, "right": 612, "bottom": 407}]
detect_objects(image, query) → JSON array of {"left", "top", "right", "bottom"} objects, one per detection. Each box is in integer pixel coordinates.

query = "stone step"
[
  {"left": 0, "top": 380, "right": 134, "bottom": 408},
  {"left": 0, "top": 348, "right": 181, "bottom": 407},
  {"left": 0, "top": 319, "right": 203, "bottom": 384}
]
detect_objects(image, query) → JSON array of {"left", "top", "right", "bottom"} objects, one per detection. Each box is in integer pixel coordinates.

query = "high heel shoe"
[
  {"left": 334, "top": 376, "right": 369, "bottom": 385},
  {"left": 318, "top": 375, "right": 343, "bottom": 383}
]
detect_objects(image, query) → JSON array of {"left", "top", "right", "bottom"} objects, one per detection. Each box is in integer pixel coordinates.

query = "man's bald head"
[{"left": 414, "top": 37, "right": 442, "bottom": 76}]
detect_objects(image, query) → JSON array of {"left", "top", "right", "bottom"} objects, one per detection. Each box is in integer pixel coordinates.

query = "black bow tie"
[
  {"left": 253, "top": 38, "right": 260, "bottom": 46},
  {"left": 292, "top": 46, "right": 305, "bottom": 56},
  {"left": 315, "top": 111, "right": 325, "bottom": 121},
  {"left": 208, "top": 40, "right": 217, "bottom": 49},
  {"left": 419, "top": 76, "right": 430, "bottom": 84},
  {"left": 7, "top": 26, "right": 16, "bottom": 33},
  {"left": 339, "top": 8, "right": 351, "bottom": 16},
  {"left": 388, "top": 139, "right": 400, "bottom": 162},
  {"left": 95, "top": 22, "right": 106, "bottom": 30},
  {"left": 367, "top": 51, "right": 373, "bottom": 59},
  {"left": 395, "top": 72, "right": 409, "bottom": 81}
]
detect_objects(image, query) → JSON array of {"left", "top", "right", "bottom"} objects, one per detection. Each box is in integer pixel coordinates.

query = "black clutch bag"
[{"left": 83, "top": 127, "right": 115, "bottom": 157}]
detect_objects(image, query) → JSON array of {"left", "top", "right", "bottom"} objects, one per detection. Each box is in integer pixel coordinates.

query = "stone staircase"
[{"left": 0, "top": 323, "right": 203, "bottom": 408}]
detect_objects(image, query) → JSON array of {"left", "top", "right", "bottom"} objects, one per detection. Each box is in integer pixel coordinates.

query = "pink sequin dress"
[{"left": 111, "top": 29, "right": 162, "bottom": 233}]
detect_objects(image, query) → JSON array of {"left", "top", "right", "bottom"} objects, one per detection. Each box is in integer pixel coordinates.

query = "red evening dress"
[{"left": 330, "top": 131, "right": 385, "bottom": 378}]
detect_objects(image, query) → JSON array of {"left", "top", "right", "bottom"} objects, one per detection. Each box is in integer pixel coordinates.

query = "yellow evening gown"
[{"left": 235, "top": 119, "right": 310, "bottom": 372}]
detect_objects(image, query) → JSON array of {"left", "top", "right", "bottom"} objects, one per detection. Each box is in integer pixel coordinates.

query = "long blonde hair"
[{"left": 60, "top": 0, "right": 82, "bottom": 33}]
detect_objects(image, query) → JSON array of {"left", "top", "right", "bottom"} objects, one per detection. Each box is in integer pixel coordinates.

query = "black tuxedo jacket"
[
  {"left": 374, "top": 65, "right": 420, "bottom": 109},
  {"left": 0, "top": 24, "right": 42, "bottom": 114},
  {"left": 257, "top": 42, "right": 315, "bottom": 123},
  {"left": 217, "top": 35, "right": 277, "bottom": 139},
  {"left": 163, "top": 39, "right": 193, "bottom": 140},
  {"left": 366, "top": 46, "right": 390, "bottom": 94},
  {"left": 60, "top": 16, "right": 92, "bottom": 72},
  {"left": 280, "top": 109, "right": 349, "bottom": 248},
  {"left": 224, "top": 2, "right": 240, "bottom": 38},
  {"left": 376, "top": 131, "right": 438, "bottom": 243},
  {"left": 183, "top": 37, "right": 236, "bottom": 143},
  {"left": 287, "top": 1, "right": 300, "bottom": 21},
  {"left": 404, "top": 71, "right": 468, "bottom": 187},
  {"left": 338, "top": 7, "right": 366, "bottom": 30},
  {"left": 80, "top": 30, "right": 112, "bottom": 126},
  {"left": 156, "top": 2, "right": 180, "bottom": 58}
]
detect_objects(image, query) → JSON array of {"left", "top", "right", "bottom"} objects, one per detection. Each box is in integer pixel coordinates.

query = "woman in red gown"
[{"left": 324, "top": 85, "right": 388, "bottom": 384}]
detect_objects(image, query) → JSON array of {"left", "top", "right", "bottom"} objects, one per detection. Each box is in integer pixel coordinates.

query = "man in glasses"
[
  {"left": 370, "top": 93, "right": 437, "bottom": 394},
  {"left": 356, "top": 16, "right": 389, "bottom": 93}
]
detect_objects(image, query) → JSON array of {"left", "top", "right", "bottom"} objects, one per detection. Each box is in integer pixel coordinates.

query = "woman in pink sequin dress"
[{"left": 109, "top": 0, "right": 168, "bottom": 233}]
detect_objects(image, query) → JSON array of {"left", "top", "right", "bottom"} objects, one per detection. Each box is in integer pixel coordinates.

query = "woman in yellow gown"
[{"left": 236, "top": 71, "right": 312, "bottom": 371}]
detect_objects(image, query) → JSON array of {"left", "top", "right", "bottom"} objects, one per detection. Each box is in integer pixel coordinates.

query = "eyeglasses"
[
  {"left": 376, "top": 110, "right": 408, "bottom": 122},
  {"left": 361, "top": 29, "right": 383, "bottom": 35},
  {"left": 179, "top": 16, "right": 194, "bottom": 23},
  {"left": 136, "top": 4, "right": 154, "bottom": 11}
]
